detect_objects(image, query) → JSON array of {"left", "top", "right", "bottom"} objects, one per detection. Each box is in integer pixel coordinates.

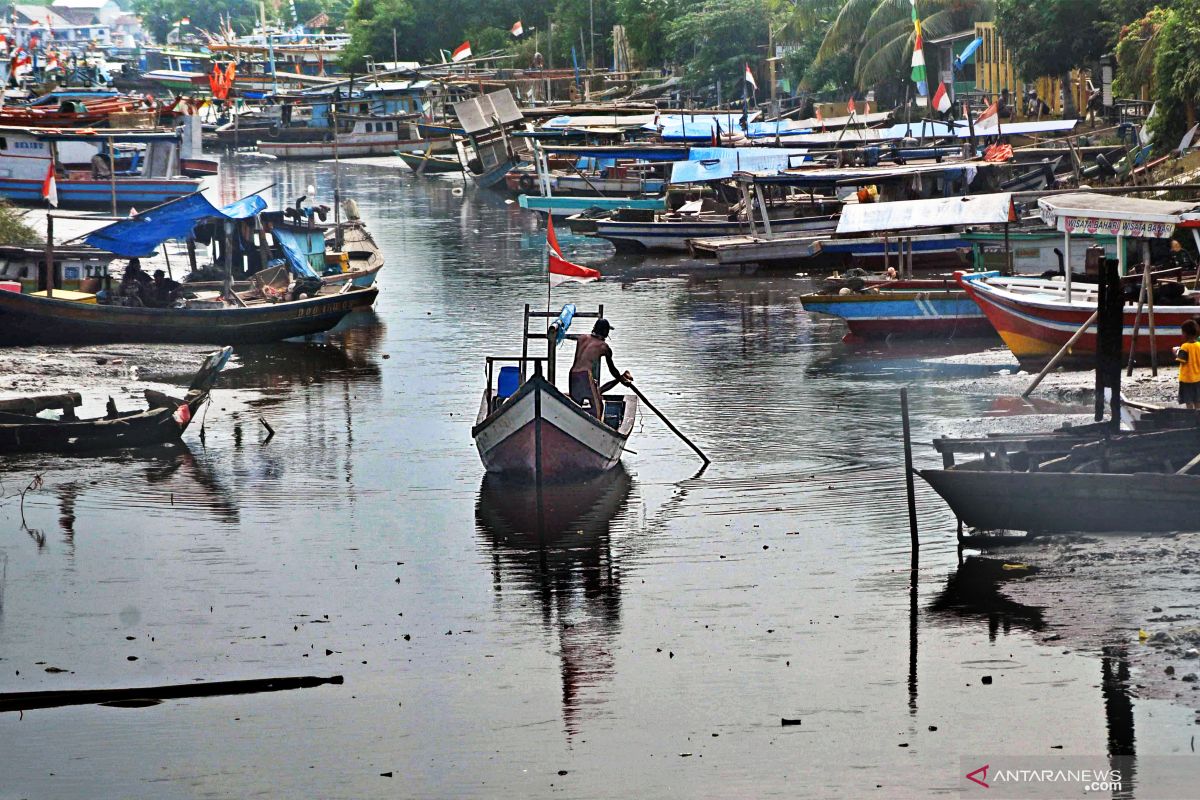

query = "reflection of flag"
[
  {"left": 511, "top": 20, "right": 523, "bottom": 38},
  {"left": 910, "top": 0, "right": 927, "bottom": 96},
  {"left": 933, "top": 82, "right": 951, "bottom": 113},
  {"left": 744, "top": 63, "right": 757, "bottom": 91},
  {"left": 451, "top": 41, "right": 472, "bottom": 62},
  {"left": 547, "top": 216, "right": 600, "bottom": 286},
  {"left": 41, "top": 161, "right": 57, "bottom": 208}
]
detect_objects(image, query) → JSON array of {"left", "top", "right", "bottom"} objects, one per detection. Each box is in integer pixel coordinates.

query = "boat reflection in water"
[{"left": 475, "top": 465, "right": 634, "bottom": 738}]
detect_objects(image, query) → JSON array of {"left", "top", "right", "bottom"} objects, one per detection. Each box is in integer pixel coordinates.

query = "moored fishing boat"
[
  {"left": 801, "top": 275, "right": 995, "bottom": 339},
  {"left": 0, "top": 126, "right": 203, "bottom": 208},
  {"left": 958, "top": 192, "right": 1200, "bottom": 369},
  {"left": 258, "top": 116, "right": 422, "bottom": 159},
  {"left": 0, "top": 192, "right": 377, "bottom": 346},
  {"left": 395, "top": 150, "right": 462, "bottom": 174},
  {"left": 472, "top": 305, "right": 637, "bottom": 481}
]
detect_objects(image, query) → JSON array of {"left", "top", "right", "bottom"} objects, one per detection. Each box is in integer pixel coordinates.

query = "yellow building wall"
[{"left": 973, "top": 22, "right": 1087, "bottom": 117}]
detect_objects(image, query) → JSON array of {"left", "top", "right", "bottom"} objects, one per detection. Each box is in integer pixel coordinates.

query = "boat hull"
[
  {"left": 517, "top": 194, "right": 665, "bottom": 218},
  {"left": 594, "top": 215, "right": 839, "bottom": 252},
  {"left": 920, "top": 467, "right": 1200, "bottom": 533},
  {"left": 472, "top": 375, "right": 635, "bottom": 481},
  {"left": 259, "top": 136, "right": 423, "bottom": 160},
  {"left": 0, "top": 288, "right": 376, "bottom": 346},
  {"left": 395, "top": 151, "right": 461, "bottom": 173},
  {"left": 959, "top": 272, "right": 1199, "bottom": 369},
  {"left": 0, "top": 177, "right": 203, "bottom": 208},
  {"left": 801, "top": 290, "right": 994, "bottom": 338}
]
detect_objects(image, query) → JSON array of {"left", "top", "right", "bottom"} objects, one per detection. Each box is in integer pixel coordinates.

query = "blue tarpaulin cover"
[
  {"left": 84, "top": 193, "right": 268, "bottom": 257},
  {"left": 271, "top": 227, "right": 322, "bottom": 279},
  {"left": 670, "top": 147, "right": 810, "bottom": 184}
]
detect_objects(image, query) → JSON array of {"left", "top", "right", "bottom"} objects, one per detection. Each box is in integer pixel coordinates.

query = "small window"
[
  {"left": 385, "top": 122, "right": 393, "bottom": 131},
  {"left": 0, "top": 137, "right": 6, "bottom": 149}
]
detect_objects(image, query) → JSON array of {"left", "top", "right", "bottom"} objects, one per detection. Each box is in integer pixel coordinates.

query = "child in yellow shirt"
[{"left": 1174, "top": 319, "right": 1200, "bottom": 409}]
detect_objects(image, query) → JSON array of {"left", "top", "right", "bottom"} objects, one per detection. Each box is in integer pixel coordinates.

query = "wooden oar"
[{"left": 626, "top": 382, "right": 710, "bottom": 465}]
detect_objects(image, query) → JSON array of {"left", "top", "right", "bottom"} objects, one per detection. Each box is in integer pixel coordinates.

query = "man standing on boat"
[{"left": 569, "top": 319, "right": 632, "bottom": 420}]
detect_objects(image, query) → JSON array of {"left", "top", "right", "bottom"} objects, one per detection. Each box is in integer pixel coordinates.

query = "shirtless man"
[{"left": 569, "top": 319, "right": 632, "bottom": 420}]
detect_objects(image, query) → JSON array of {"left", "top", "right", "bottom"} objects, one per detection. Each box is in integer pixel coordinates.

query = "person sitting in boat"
[
  {"left": 148, "top": 270, "right": 181, "bottom": 307},
  {"left": 91, "top": 152, "right": 113, "bottom": 180},
  {"left": 117, "top": 259, "right": 152, "bottom": 305},
  {"left": 1166, "top": 239, "right": 1196, "bottom": 272},
  {"left": 569, "top": 319, "right": 632, "bottom": 420}
]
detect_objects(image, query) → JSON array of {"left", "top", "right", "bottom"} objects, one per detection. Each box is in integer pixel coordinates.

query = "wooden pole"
[
  {"left": 626, "top": 382, "right": 710, "bottom": 465},
  {"left": 1143, "top": 245, "right": 1158, "bottom": 376},
  {"left": 107, "top": 137, "right": 117, "bottom": 216},
  {"left": 1023, "top": 309, "right": 1100, "bottom": 397},
  {"left": 900, "top": 388, "right": 918, "bottom": 555},
  {"left": 44, "top": 213, "right": 54, "bottom": 298},
  {"left": 1125, "top": 276, "right": 1146, "bottom": 377}
]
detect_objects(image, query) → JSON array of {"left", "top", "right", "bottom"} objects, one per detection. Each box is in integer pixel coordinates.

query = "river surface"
[{"left": 0, "top": 156, "right": 1197, "bottom": 799}]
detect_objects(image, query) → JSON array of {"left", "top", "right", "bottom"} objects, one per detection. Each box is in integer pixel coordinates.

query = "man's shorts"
[{"left": 1180, "top": 381, "right": 1200, "bottom": 405}]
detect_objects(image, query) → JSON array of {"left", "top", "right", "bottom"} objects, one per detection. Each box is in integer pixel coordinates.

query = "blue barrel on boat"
[{"left": 497, "top": 366, "right": 521, "bottom": 399}]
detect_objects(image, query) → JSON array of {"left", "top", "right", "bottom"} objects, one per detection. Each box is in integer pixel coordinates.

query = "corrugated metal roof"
[
  {"left": 670, "top": 147, "right": 809, "bottom": 184},
  {"left": 837, "top": 193, "right": 1014, "bottom": 234},
  {"left": 1038, "top": 192, "right": 1198, "bottom": 226}
]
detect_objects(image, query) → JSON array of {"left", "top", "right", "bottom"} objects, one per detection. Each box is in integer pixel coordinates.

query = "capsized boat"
[
  {"left": 472, "top": 305, "right": 637, "bottom": 481},
  {"left": 0, "top": 347, "right": 232, "bottom": 454},
  {"left": 396, "top": 149, "right": 462, "bottom": 174}
]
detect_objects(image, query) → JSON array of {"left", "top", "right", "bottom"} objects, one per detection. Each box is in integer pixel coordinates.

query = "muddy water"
[{"left": 0, "top": 156, "right": 1197, "bottom": 799}]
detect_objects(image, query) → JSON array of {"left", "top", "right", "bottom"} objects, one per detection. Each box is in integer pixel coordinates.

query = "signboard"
[{"left": 1060, "top": 215, "right": 1174, "bottom": 239}]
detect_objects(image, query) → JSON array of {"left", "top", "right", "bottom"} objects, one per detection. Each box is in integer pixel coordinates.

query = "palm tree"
[{"left": 812, "top": 0, "right": 994, "bottom": 92}]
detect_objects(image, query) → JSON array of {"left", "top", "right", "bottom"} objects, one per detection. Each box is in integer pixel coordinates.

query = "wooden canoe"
[
  {"left": 0, "top": 347, "right": 231, "bottom": 454},
  {"left": 472, "top": 373, "right": 637, "bottom": 482},
  {"left": 0, "top": 286, "right": 376, "bottom": 346}
]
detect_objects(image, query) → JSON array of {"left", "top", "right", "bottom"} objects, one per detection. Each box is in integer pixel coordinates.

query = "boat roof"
[
  {"left": 1038, "top": 192, "right": 1200, "bottom": 237},
  {"left": 84, "top": 193, "right": 268, "bottom": 257},
  {"left": 0, "top": 126, "right": 183, "bottom": 143},
  {"left": 769, "top": 118, "right": 1078, "bottom": 145},
  {"left": 738, "top": 160, "right": 981, "bottom": 186},
  {"left": 671, "top": 147, "right": 809, "bottom": 184},
  {"left": 528, "top": 144, "right": 691, "bottom": 160},
  {"left": 837, "top": 193, "right": 1015, "bottom": 234}
]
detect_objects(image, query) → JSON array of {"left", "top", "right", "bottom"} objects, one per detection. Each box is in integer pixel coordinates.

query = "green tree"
[
  {"left": 667, "top": 0, "right": 769, "bottom": 97},
  {"left": 131, "top": 0, "right": 259, "bottom": 44},
  {"left": 0, "top": 200, "right": 36, "bottom": 246},
  {"left": 1114, "top": 6, "right": 1170, "bottom": 99},
  {"left": 813, "top": 0, "right": 993, "bottom": 95},
  {"left": 995, "top": 0, "right": 1109, "bottom": 117},
  {"left": 1148, "top": 0, "right": 1200, "bottom": 147}
]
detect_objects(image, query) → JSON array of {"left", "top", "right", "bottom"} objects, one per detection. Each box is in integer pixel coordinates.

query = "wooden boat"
[
  {"left": 958, "top": 271, "right": 1200, "bottom": 369},
  {"left": 452, "top": 89, "right": 530, "bottom": 190},
  {"left": 258, "top": 116, "right": 422, "bottom": 159},
  {"left": 590, "top": 207, "right": 839, "bottom": 253},
  {"left": 472, "top": 305, "right": 637, "bottom": 481},
  {"left": 519, "top": 194, "right": 665, "bottom": 219},
  {"left": 0, "top": 126, "right": 202, "bottom": 208},
  {"left": 920, "top": 421, "right": 1200, "bottom": 533},
  {"left": 0, "top": 285, "right": 374, "bottom": 345},
  {"left": 395, "top": 150, "right": 462, "bottom": 174},
  {"left": 800, "top": 276, "right": 995, "bottom": 339},
  {"left": 0, "top": 347, "right": 231, "bottom": 454}
]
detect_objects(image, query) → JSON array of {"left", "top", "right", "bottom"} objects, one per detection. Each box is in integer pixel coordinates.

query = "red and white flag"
[
  {"left": 863, "top": 100, "right": 871, "bottom": 116},
  {"left": 41, "top": 161, "right": 58, "bottom": 208},
  {"left": 846, "top": 96, "right": 856, "bottom": 115},
  {"left": 932, "top": 82, "right": 952, "bottom": 113},
  {"left": 815, "top": 107, "right": 824, "bottom": 131},
  {"left": 976, "top": 98, "right": 1000, "bottom": 131},
  {"left": 11, "top": 48, "right": 32, "bottom": 80},
  {"left": 511, "top": 20, "right": 523, "bottom": 38},
  {"left": 451, "top": 41, "right": 472, "bottom": 62},
  {"left": 744, "top": 63, "right": 757, "bottom": 91},
  {"left": 547, "top": 216, "right": 599, "bottom": 287}
]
